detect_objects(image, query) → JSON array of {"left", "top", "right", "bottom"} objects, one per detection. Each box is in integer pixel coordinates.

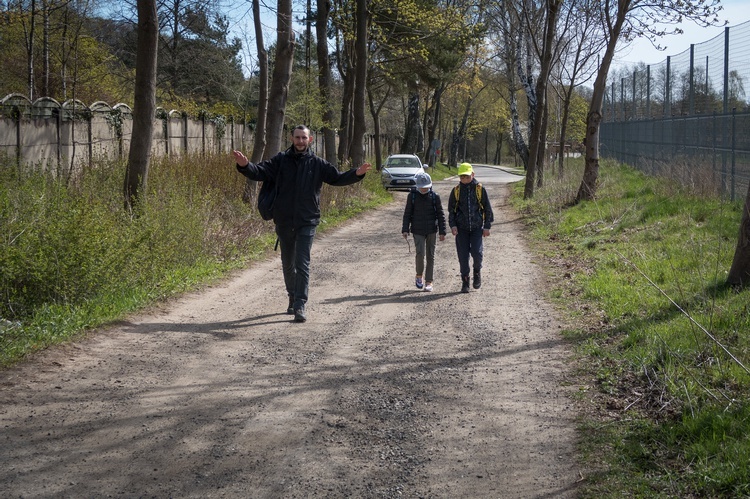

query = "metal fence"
[{"left": 600, "top": 20, "right": 750, "bottom": 200}]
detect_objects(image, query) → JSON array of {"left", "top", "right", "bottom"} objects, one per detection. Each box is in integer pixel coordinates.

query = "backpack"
[
  {"left": 452, "top": 182, "right": 484, "bottom": 213},
  {"left": 257, "top": 179, "right": 277, "bottom": 221}
]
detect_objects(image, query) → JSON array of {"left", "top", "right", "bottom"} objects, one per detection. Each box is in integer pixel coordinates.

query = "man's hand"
[
  {"left": 402, "top": 232, "right": 408, "bottom": 239},
  {"left": 451, "top": 227, "right": 458, "bottom": 236},
  {"left": 356, "top": 162, "right": 372, "bottom": 176},
  {"left": 439, "top": 234, "right": 446, "bottom": 242},
  {"left": 233, "top": 150, "right": 249, "bottom": 167},
  {"left": 483, "top": 229, "right": 490, "bottom": 237}
]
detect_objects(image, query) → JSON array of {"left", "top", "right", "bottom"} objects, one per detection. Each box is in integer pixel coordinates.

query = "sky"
[
  {"left": 612, "top": 0, "right": 750, "bottom": 69},
  {"left": 222, "top": 0, "right": 750, "bottom": 76}
]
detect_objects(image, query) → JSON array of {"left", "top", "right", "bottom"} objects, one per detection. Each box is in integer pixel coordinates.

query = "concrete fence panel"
[{"left": 2, "top": 94, "right": 257, "bottom": 173}]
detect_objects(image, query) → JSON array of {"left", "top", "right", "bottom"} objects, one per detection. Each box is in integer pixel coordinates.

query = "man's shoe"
[
  {"left": 424, "top": 282, "right": 433, "bottom": 292},
  {"left": 294, "top": 308, "right": 307, "bottom": 322},
  {"left": 287, "top": 296, "right": 295, "bottom": 315},
  {"left": 473, "top": 270, "right": 482, "bottom": 289},
  {"left": 415, "top": 276, "right": 424, "bottom": 289},
  {"left": 461, "top": 276, "right": 470, "bottom": 293}
]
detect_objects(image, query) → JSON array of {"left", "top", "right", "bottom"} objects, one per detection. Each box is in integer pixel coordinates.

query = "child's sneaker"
[
  {"left": 415, "top": 276, "right": 424, "bottom": 289},
  {"left": 424, "top": 282, "right": 433, "bottom": 292}
]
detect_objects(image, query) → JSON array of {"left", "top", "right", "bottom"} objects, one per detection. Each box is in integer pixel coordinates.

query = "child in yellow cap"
[{"left": 448, "top": 163, "right": 494, "bottom": 293}]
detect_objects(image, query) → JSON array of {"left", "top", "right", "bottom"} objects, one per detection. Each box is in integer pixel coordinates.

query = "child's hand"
[{"left": 483, "top": 229, "right": 490, "bottom": 237}]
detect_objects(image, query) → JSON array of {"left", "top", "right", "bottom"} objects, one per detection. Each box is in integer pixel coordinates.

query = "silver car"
[{"left": 381, "top": 154, "right": 427, "bottom": 191}]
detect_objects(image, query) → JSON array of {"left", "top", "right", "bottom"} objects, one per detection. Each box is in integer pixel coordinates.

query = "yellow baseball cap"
[{"left": 458, "top": 162, "right": 474, "bottom": 176}]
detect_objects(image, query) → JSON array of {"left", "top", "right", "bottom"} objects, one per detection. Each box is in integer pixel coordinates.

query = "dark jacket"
[
  {"left": 402, "top": 189, "right": 447, "bottom": 236},
  {"left": 447, "top": 179, "right": 494, "bottom": 231},
  {"left": 237, "top": 147, "right": 364, "bottom": 228}
]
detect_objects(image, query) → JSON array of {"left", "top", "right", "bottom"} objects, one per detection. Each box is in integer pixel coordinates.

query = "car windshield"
[{"left": 386, "top": 158, "right": 420, "bottom": 168}]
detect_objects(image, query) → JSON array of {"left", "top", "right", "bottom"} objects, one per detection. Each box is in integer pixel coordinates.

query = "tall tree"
[
  {"left": 20, "top": 0, "right": 39, "bottom": 99},
  {"left": 332, "top": 0, "right": 355, "bottom": 162},
  {"left": 350, "top": 0, "right": 368, "bottom": 167},
  {"left": 241, "top": 0, "right": 269, "bottom": 204},
  {"left": 124, "top": 0, "right": 158, "bottom": 210},
  {"left": 250, "top": 0, "right": 268, "bottom": 163},
  {"left": 576, "top": 0, "right": 722, "bottom": 202},
  {"left": 523, "top": 0, "right": 561, "bottom": 199},
  {"left": 550, "top": 0, "right": 603, "bottom": 177},
  {"left": 264, "top": 0, "right": 295, "bottom": 156},
  {"left": 315, "top": 0, "right": 338, "bottom": 164},
  {"left": 485, "top": 0, "right": 536, "bottom": 170}
]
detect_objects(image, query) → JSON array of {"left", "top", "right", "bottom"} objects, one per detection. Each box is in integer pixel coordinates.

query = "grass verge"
[{"left": 510, "top": 159, "right": 750, "bottom": 497}]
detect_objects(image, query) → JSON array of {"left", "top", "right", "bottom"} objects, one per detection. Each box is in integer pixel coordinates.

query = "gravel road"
[{"left": 0, "top": 179, "right": 579, "bottom": 498}]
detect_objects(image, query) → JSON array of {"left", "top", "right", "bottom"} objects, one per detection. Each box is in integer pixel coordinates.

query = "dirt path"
[{"left": 0, "top": 181, "right": 579, "bottom": 498}]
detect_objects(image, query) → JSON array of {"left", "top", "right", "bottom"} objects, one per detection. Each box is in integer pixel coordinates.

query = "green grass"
[
  {"left": 511, "top": 159, "right": 750, "bottom": 497},
  {"left": 0, "top": 154, "right": 390, "bottom": 367}
]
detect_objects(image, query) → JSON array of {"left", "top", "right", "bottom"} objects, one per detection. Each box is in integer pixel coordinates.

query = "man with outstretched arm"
[{"left": 233, "top": 125, "right": 371, "bottom": 323}]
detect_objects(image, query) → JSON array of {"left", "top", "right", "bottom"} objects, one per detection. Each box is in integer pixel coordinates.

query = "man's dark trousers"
[{"left": 276, "top": 224, "right": 316, "bottom": 310}]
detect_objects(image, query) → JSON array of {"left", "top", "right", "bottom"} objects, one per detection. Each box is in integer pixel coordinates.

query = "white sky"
[{"left": 612, "top": 0, "right": 750, "bottom": 68}]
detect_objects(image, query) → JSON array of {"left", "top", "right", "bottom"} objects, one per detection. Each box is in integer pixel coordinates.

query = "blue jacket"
[{"left": 237, "top": 147, "right": 364, "bottom": 228}]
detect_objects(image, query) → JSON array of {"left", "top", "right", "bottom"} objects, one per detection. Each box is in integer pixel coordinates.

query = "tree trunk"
[
  {"left": 42, "top": 1, "right": 50, "bottom": 97},
  {"left": 316, "top": 0, "right": 337, "bottom": 164},
  {"left": 425, "top": 84, "right": 444, "bottom": 167},
  {"left": 243, "top": 0, "right": 269, "bottom": 203},
  {"left": 367, "top": 88, "right": 383, "bottom": 170},
  {"left": 350, "top": 0, "right": 368, "bottom": 168},
  {"left": 401, "top": 89, "right": 421, "bottom": 154},
  {"left": 536, "top": 100, "right": 549, "bottom": 188},
  {"left": 509, "top": 88, "right": 529, "bottom": 168},
  {"left": 25, "top": 0, "right": 37, "bottom": 100},
  {"left": 265, "top": 0, "right": 295, "bottom": 156},
  {"left": 727, "top": 191, "right": 750, "bottom": 286},
  {"left": 576, "top": 6, "right": 624, "bottom": 203},
  {"left": 449, "top": 119, "right": 459, "bottom": 168},
  {"left": 251, "top": 0, "right": 269, "bottom": 163},
  {"left": 337, "top": 55, "right": 354, "bottom": 163},
  {"left": 124, "top": 0, "right": 159, "bottom": 211},
  {"left": 557, "top": 83, "right": 575, "bottom": 177},
  {"left": 524, "top": 0, "right": 560, "bottom": 200}
]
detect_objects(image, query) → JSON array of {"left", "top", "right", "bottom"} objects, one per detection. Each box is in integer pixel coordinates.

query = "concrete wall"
[{"left": 0, "top": 94, "right": 254, "bottom": 174}]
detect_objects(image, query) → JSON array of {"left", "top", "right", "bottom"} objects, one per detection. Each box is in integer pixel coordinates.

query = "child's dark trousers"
[{"left": 455, "top": 227, "right": 483, "bottom": 277}]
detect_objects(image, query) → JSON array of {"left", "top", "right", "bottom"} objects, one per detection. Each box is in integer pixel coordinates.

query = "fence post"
[
  {"left": 13, "top": 105, "right": 21, "bottom": 170},
  {"left": 646, "top": 65, "right": 651, "bottom": 118},
  {"left": 731, "top": 108, "right": 736, "bottom": 201},
  {"left": 689, "top": 44, "right": 695, "bottom": 116},
  {"left": 54, "top": 107, "right": 61, "bottom": 171},
  {"left": 88, "top": 110, "right": 93, "bottom": 169},
  {"left": 183, "top": 112, "right": 188, "bottom": 155},
  {"left": 723, "top": 26, "right": 730, "bottom": 113},
  {"left": 721, "top": 29, "right": 730, "bottom": 199},
  {"left": 665, "top": 56, "right": 671, "bottom": 117},
  {"left": 632, "top": 71, "right": 636, "bottom": 119}
]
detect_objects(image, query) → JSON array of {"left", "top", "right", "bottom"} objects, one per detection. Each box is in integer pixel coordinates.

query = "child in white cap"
[{"left": 401, "top": 172, "right": 447, "bottom": 291}]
